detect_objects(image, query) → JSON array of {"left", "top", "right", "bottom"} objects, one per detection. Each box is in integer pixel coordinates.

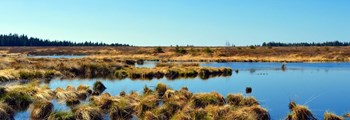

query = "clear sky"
[{"left": 0, "top": 0, "right": 349, "bottom": 46}]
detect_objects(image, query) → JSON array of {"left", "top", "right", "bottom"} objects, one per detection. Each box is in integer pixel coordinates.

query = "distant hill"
[
  {"left": 0, "top": 34, "right": 130, "bottom": 46},
  {"left": 262, "top": 41, "right": 350, "bottom": 47}
]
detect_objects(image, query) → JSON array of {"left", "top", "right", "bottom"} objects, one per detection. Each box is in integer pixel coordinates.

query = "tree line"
[
  {"left": 262, "top": 41, "right": 350, "bottom": 47},
  {"left": 0, "top": 34, "right": 130, "bottom": 46}
]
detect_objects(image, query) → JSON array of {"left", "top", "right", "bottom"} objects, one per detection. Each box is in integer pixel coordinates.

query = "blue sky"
[{"left": 0, "top": 0, "right": 349, "bottom": 46}]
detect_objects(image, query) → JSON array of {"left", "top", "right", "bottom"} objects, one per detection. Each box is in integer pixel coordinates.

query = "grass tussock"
[
  {"left": 224, "top": 105, "right": 270, "bottom": 120},
  {"left": 155, "top": 83, "right": 168, "bottom": 97},
  {"left": 226, "top": 94, "right": 259, "bottom": 107},
  {"left": 0, "top": 103, "right": 15, "bottom": 120},
  {"left": 74, "top": 105, "right": 103, "bottom": 120},
  {"left": 48, "top": 111, "right": 75, "bottom": 120},
  {"left": 30, "top": 101, "right": 53, "bottom": 120},
  {"left": 66, "top": 98, "right": 80, "bottom": 106},
  {"left": 109, "top": 102, "right": 134, "bottom": 120},
  {"left": 1, "top": 91, "right": 32, "bottom": 111},
  {"left": 135, "top": 94, "right": 159, "bottom": 116},
  {"left": 191, "top": 92, "right": 225, "bottom": 108},
  {"left": 286, "top": 101, "right": 316, "bottom": 120},
  {"left": 204, "top": 105, "right": 231, "bottom": 119},
  {"left": 324, "top": 112, "right": 344, "bottom": 120}
]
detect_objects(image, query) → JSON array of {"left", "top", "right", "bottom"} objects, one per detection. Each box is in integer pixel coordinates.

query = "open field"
[{"left": 1, "top": 46, "right": 350, "bottom": 62}]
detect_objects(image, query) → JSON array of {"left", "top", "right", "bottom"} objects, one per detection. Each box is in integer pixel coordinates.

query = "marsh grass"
[
  {"left": 48, "top": 111, "right": 75, "bottom": 120},
  {"left": 155, "top": 83, "right": 168, "bottom": 97},
  {"left": 1, "top": 91, "right": 32, "bottom": 111},
  {"left": 324, "top": 112, "right": 344, "bottom": 120},
  {"left": 191, "top": 92, "right": 225, "bottom": 108},
  {"left": 0, "top": 81, "right": 276, "bottom": 120},
  {"left": 224, "top": 105, "right": 270, "bottom": 120},
  {"left": 286, "top": 101, "right": 316, "bottom": 120},
  {"left": 74, "top": 105, "right": 103, "bottom": 120},
  {"left": 135, "top": 94, "right": 159, "bottom": 117},
  {"left": 0, "top": 103, "right": 15, "bottom": 119},
  {"left": 30, "top": 101, "right": 53, "bottom": 120},
  {"left": 66, "top": 98, "right": 80, "bottom": 106}
]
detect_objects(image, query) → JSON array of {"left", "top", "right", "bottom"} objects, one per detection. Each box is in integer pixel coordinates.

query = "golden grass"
[
  {"left": 286, "top": 102, "right": 316, "bottom": 120},
  {"left": 324, "top": 112, "right": 344, "bottom": 120},
  {"left": 74, "top": 105, "right": 103, "bottom": 120},
  {"left": 30, "top": 100, "right": 53, "bottom": 120},
  {"left": 48, "top": 111, "right": 75, "bottom": 120}
]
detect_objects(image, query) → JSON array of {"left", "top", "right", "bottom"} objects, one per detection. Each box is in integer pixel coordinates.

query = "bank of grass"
[
  {"left": 115, "top": 65, "right": 232, "bottom": 80},
  {"left": 0, "top": 57, "right": 232, "bottom": 82}
]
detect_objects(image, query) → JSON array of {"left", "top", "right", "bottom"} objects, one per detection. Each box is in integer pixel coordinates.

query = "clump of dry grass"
[
  {"left": 1, "top": 91, "right": 32, "bottom": 111},
  {"left": 89, "top": 93, "right": 114, "bottom": 110},
  {"left": 135, "top": 94, "right": 159, "bottom": 116},
  {"left": 114, "top": 70, "right": 128, "bottom": 79},
  {"left": 155, "top": 83, "right": 168, "bottom": 97},
  {"left": 74, "top": 105, "right": 103, "bottom": 120},
  {"left": 30, "top": 100, "right": 53, "bottom": 120},
  {"left": 0, "top": 103, "right": 15, "bottom": 119},
  {"left": 54, "top": 87, "right": 79, "bottom": 100},
  {"left": 171, "top": 110, "right": 192, "bottom": 120},
  {"left": 109, "top": 101, "right": 134, "bottom": 120},
  {"left": 66, "top": 98, "right": 80, "bottom": 106},
  {"left": 324, "top": 112, "right": 344, "bottom": 120},
  {"left": 48, "top": 111, "right": 75, "bottom": 120},
  {"left": 227, "top": 94, "right": 243, "bottom": 106},
  {"left": 191, "top": 92, "right": 225, "bottom": 108},
  {"left": 226, "top": 94, "right": 259, "bottom": 107},
  {"left": 204, "top": 105, "right": 231, "bottom": 119},
  {"left": 198, "top": 67, "right": 232, "bottom": 79},
  {"left": 0, "top": 108, "right": 13, "bottom": 120},
  {"left": 286, "top": 101, "right": 316, "bottom": 120},
  {"left": 224, "top": 105, "right": 270, "bottom": 120},
  {"left": 143, "top": 111, "right": 158, "bottom": 120},
  {"left": 143, "top": 85, "right": 153, "bottom": 95}
]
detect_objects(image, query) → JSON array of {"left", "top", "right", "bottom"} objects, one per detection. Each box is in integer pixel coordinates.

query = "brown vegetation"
[{"left": 2, "top": 46, "right": 349, "bottom": 62}]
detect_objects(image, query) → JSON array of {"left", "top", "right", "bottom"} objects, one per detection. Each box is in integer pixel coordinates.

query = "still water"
[{"left": 16, "top": 62, "right": 350, "bottom": 119}]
